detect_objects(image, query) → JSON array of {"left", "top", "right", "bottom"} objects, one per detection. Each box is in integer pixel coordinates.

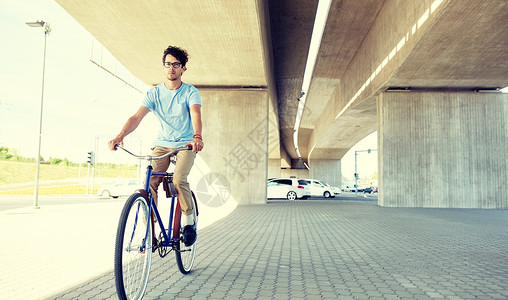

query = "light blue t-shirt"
[{"left": 141, "top": 82, "right": 201, "bottom": 148}]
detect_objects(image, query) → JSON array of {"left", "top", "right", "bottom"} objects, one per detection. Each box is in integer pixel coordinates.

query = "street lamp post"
[{"left": 26, "top": 20, "right": 51, "bottom": 209}]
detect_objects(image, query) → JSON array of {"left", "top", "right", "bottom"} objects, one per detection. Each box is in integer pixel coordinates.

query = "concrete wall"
[
  {"left": 197, "top": 89, "right": 269, "bottom": 205},
  {"left": 309, "top": 159, "right": 342, "bottom": 188},
  {"left": 378, "top": 92, "right": 508, "bottom": 208},
  {"left": 281, "top": 168, "right": 309, "bottom": 179},
  {"left": 278, "top": 159, "right": 343, "bottom": 184},
  {"left": 268, "top": 159, "right": 281, "bottom": 179}
]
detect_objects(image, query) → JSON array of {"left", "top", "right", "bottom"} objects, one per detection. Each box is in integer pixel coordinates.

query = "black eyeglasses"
[{"left": 163, "top": 62, "right": 182, "bottom": 69}]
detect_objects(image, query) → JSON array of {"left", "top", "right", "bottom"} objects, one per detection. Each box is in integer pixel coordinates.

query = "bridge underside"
[{"left": 56, "top": 0, "right": 508, "bottom": 208}]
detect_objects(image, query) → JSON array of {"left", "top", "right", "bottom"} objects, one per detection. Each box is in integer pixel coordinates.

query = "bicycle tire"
[
  {"left": 175, "top": 192, "right": 198, "bottom": 274},
  {"left": 114, "top": 193, "right": 152, "bottom": 300}
]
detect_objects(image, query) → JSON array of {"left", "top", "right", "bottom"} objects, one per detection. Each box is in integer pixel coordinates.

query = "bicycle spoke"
[
  {"left": 175, "top": 193, "right": 198, "bottom": 274},
  {"left": 115, "top": 193, "right": 152, "bottom": 300}
]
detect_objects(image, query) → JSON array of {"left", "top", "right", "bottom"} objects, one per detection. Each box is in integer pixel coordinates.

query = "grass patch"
[
  {"left": 0, "top": 160, "right": 137, "bottom": 194},
  {"left": 0, "top": 161, "right": 136, "bottom": 185}
]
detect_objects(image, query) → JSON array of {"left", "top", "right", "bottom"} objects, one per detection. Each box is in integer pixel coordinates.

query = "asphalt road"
[
  {"left": 0, "top": 192, "right": 378, "bottom": 211},
  {"left": 0, "top": 194, "right": 124, "bottom": 211},
  {"left": 269, "top": 191, "right": 378, "bottom": 202}
]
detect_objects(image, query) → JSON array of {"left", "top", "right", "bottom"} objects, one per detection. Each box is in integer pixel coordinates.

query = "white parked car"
[
  {"left": 97, "top": 179, "right": 141, "bottom": 198},
  {"left": 267, "top": 178, "right": 311, "bottom": 200},
  {"left": 329, "top": 184, "right": 342, "bottom": 195},
  {"left": 304, "top": 179, "right": 335, "bottom": 198},
  {"left": 342, "top": 185, "right": 356, "bottom": 192}
]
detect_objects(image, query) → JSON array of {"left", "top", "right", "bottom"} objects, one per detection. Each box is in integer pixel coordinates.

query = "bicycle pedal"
[{"left": 152, "top": 239, "right": 160, "bottom": 252}]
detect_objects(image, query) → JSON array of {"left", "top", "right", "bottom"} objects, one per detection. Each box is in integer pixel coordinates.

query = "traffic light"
[{"left": 87, "top": 151, "right": 94, "bottom": 165}]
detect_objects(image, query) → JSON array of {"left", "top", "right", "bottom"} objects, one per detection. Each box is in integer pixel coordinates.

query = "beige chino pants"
[{"left": 148, "top": 147, "right": 196, "bottom": 215}]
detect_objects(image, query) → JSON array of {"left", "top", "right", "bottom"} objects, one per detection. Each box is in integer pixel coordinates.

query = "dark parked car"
[{"left": 363, "top": 186, "right": 378, "bottom": 194}]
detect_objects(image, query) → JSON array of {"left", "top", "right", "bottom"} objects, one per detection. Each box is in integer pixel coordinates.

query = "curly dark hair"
[{"left": 162, "top": 46, "right": 189, "bottom": 66}]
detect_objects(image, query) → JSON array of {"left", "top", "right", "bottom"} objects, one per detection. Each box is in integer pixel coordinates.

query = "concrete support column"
[
  {"left": 378, "top": 92, "right": 508, "bottom": 208},
  {"left": 268, "top": 159, "right": 281, "bottom": 179},
  {"left": 309, "top": 159, "right": 342, "bottom": 188},
  {"left": 197, "top": 89, "right": 269, "bottom": 205}
]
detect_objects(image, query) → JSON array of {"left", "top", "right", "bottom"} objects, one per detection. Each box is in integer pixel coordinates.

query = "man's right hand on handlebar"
[{"left": 108, "top": 137, "right": 124, "bottom": 151}]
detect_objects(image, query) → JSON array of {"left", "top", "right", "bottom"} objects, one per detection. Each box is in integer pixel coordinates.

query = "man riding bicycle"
[{"left": 108, "top": 45, "right": 203, "bottom": 247}]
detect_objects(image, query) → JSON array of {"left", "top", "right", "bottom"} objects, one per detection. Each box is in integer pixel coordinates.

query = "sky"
[
  {"left": 0, "top": 0, "right": 157, "bottom": 165},
  {"left": 340, "top": 132, "right": 378, "bottom": 182},
  {"left": 0, "top": 0, "right": 378, "bottom": 180}
]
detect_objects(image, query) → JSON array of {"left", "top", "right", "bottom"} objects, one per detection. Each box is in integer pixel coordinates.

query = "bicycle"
[{"left": 113, "top": 145, "right": 199, "bottom": 300}]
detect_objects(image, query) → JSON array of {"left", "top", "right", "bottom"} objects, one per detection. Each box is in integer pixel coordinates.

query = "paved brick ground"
[{"left": 50, "top": 199, "right": 508, "bottom": 300}]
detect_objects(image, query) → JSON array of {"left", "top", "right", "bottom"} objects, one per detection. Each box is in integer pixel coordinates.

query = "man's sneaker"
[{"left": 183, "top": 224, "right": 197, "bottom": 247}]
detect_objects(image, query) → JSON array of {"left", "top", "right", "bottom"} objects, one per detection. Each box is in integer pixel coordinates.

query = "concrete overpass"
[{"left": 56, "top": 0, "right": 508, "bottom": 208}]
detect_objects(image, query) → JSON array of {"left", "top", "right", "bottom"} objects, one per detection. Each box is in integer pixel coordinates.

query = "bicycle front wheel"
[
  {"left": 175, "top": 192, "right": 198, "bottom": 274},
  {"left": 114, "top": 193, "right": 152, "bottom": 300}
]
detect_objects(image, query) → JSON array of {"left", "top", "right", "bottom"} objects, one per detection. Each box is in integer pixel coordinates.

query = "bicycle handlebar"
[{"left": 114, "top": 145, "right": 192, "bottom": 161}]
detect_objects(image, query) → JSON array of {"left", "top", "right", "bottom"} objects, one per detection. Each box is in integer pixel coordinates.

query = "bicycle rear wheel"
[
  {"left": 175, "top": 192, "right": 198, "bottom": 274},
  {"left": 114, "top": 193, "right": 152, "bottom": 300}
]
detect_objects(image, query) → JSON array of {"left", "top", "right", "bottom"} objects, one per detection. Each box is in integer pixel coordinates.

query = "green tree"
[
  {"left": 0, "top": 147, "right": 13, "bottom": 160},
  {"left": 52, "top": 158, "right": 63, "bottom": 165}
]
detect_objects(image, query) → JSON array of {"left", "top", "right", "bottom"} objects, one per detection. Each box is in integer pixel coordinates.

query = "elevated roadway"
[{"left": 56, "top": 0, "right": 508, "bottom": 208}]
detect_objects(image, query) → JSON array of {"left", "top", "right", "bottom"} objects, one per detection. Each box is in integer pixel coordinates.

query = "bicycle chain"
[{"left": 156, "top": 231, "right": 173, "bottom": 258}]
